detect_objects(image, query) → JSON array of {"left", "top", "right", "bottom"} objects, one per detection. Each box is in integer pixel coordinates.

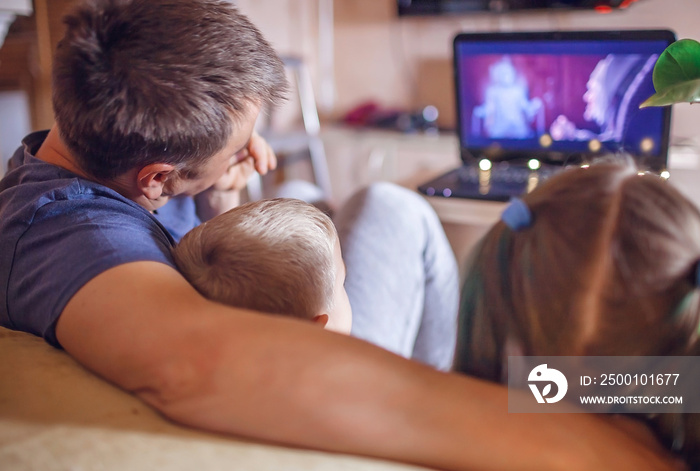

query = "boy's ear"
[
  {"left": 311, "top": 314, "right": 329, "bottom": 328},
  {"left": 136, "top": 163, "right": 177, "bottom": 200}
]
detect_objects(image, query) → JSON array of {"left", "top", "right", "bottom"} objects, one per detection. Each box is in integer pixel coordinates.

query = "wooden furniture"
[{"left": 0, "top": 0, "right": 75, "bottom": 131}]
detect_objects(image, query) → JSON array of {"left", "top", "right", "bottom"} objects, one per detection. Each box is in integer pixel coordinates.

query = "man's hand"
[
  {"left": 196, "top": 131, "right": 278, "bottom": 220},
  {"left": 212, "top": 130, "right": 277, "bottom": 192}
]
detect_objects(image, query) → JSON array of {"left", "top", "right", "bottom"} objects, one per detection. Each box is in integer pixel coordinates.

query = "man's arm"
[
  {"left": 194, "top": 130, "right": 276, "bottom": 221},
  {"left": 56, "top": 262, "right": 681, "bottom": 471}
]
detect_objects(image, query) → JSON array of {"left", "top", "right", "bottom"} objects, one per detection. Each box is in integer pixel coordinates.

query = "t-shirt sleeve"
[
  {"left": 6, "top": 196, "right": 175, "bottom": 348},
  {"left": 153, "top": 195, "right": 201, "bottom": 243}
]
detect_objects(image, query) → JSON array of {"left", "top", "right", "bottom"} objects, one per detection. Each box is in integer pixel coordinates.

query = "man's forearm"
[
  {"left": 56, "top": 262, "right": 679, "bottom": 471},
  {"left": 134, "top": 322, "right": 678, "bottom": 471},
  {"left": 194, "top": 187, "right": 242, "bottom": 222}
]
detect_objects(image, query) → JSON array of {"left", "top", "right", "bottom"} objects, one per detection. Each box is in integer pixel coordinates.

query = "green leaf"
[
  {"left": 642, "top": 39, "right": 700, "bottom": 107},
  {"left": 640, "top": 78, "right": 700, "bottom": 107},
  {"left": 653, "top": 39, "right": 700, "bottom": 91}
]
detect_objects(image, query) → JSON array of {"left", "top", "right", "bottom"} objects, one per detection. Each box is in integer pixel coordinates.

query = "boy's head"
[
  {"left": 456, "top": 163, "right": 700, "bottom": 380},
  {"left": 52, "top": 0, "right": 287, "bottom": 182},
  {"left": 173, "top": 198, "right": 352, "bottom": 334}
]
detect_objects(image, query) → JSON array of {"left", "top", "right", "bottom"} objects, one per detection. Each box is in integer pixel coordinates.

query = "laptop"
[{"left": 418, "top": 29, "right": 676, "bottom": 202}]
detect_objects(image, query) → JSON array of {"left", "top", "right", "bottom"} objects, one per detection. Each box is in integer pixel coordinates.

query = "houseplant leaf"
[{"left": 640, "top": 38, "right": 700, "bottom": 108}]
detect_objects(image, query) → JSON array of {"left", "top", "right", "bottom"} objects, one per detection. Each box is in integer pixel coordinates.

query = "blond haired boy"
[{"left": 173, "top": 198, "right": 351, "bottom": 334}]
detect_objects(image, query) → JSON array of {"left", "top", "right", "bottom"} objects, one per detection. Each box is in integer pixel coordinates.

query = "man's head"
[
  {"left": 52, "top": 0, "right": 287, "bottom": 183},
  {"left": 172, "top": 198, "right": 352, "bottom": 334}
]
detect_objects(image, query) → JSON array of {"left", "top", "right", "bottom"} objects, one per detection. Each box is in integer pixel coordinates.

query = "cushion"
[{"left": 0, "top": 327, "right": 429, "bottom": 471}]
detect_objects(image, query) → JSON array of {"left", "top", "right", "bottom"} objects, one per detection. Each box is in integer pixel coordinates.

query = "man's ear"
[
  {"left": 136, "top": 163, "right": 177, "bottom": 200},
  {"left": 311, "top": 314, "right": 329, "bottom": 328}
]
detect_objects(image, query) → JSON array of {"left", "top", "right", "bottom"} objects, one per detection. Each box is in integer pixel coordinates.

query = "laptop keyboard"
[
  {"left": 418, "top": 161, "right": 564, "bottom": 201},
  {"left": 456, "top": 162, "right": 561, "bottom": 184}
]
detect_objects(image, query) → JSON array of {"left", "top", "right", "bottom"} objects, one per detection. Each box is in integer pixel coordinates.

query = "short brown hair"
[
  {"left": 172, "top": 198, "right": 338, "bottom": 320},
  {"left": 52, "top": 0, "right": 287, "bottom": 180},
  {"left": 456, "top": 162, "right": 700, "bottom": 381}
]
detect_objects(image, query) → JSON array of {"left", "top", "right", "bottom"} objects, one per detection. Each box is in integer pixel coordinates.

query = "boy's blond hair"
[{"left": 173, "top": 198, "right": 338, "bottom": 320}]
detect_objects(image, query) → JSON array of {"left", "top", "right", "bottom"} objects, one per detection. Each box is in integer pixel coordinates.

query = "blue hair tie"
[
  {"left": 696, "top": 263, "right": 700, "bottom": 288},
  {"left": 501, "top": 198, "right": 533, "bottom": 231}
]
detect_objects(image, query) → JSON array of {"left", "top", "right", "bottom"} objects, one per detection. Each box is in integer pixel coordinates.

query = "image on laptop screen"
[{"left": 454, "top": 30, "right": 675, "bottom": 170}]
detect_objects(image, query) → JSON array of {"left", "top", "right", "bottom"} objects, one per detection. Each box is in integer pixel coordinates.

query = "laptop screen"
[{"left": 454, "top": 30, "right": 675, "bottom": 170}]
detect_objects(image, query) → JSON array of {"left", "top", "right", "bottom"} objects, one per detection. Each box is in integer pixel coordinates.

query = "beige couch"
[{"left": 0, "top": 327, "right": 430, "bottom": 471}]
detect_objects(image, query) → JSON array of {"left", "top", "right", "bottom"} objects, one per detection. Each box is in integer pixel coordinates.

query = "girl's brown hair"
[{"left": 455, "top": 163, "right": 700, "bottom": 382}]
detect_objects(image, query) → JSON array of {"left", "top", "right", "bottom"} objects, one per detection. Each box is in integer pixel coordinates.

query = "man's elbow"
[{"left": 130, "top": 352, "right": 215, "bottom": 422}]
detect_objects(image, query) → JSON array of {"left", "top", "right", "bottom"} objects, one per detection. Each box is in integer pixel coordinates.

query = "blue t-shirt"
[{"left": 0, "top": 131, "right": 199, "bottom": 347}]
